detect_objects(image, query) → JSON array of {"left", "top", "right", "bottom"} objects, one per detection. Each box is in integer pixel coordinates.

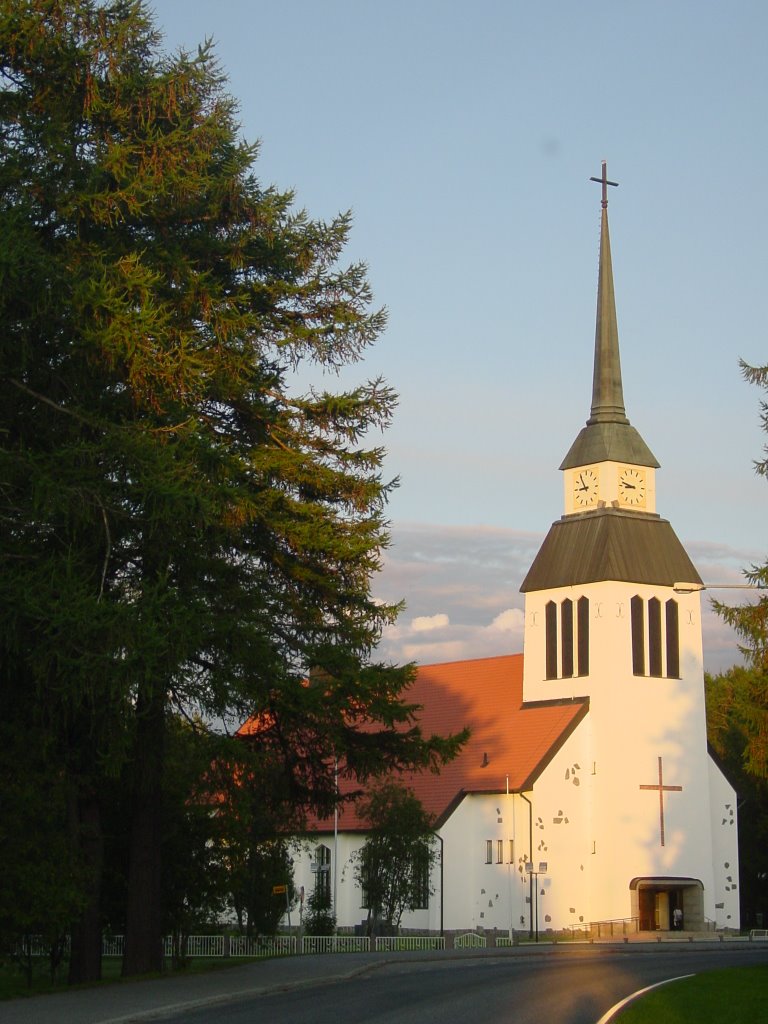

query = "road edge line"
[{"left": 595, "top": 973, "right": 695, "bottom": 1024}]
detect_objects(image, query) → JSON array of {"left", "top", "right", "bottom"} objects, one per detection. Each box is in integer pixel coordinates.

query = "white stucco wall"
[{"left": 708, "top": 758, "right": 740, "bottom": 929}]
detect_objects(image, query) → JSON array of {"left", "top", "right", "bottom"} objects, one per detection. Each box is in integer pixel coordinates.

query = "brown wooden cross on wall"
[
  {"left": 590, "top": 160, "right": 619, "bottom": 208},
  {"left": 639, "top": 756, "right": 683, "bottom": 847}
]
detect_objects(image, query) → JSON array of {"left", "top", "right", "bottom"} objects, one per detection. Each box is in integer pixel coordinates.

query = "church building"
[{"left": 283, "top": 167, "right": 740, "bottom": 936}]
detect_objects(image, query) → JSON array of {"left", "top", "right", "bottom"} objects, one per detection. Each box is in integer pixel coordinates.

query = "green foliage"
[
  {"left": 706, "top": 665, "right": 768, "bottom": 781},
  {"left": 0, "top": 0, "right": 463, "bottom": 978},
  {"left": 353, "top": 782, "right": 438, "bottom": 934},
  {"left": 218, "top": 759, "right": 298, "bottom": 937},
  {"left": 303, "top": 887, "right": 336, "bottom": 937},
  {"left": 714, "top": 361, "right": 768, "bottom": 675},
  {"left": 160, "top": 722, "right": 231, "bottom": 961},
  {"left": 0, "top": 724, "right": 86, "bottom": 986},
  {"left": 709, "top": 358, "right": 768, "bottom": 928}
]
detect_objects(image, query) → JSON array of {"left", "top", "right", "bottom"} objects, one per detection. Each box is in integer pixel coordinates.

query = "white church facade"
[{"left": 281, "top": 167, "right": 740, "bottom": 937}]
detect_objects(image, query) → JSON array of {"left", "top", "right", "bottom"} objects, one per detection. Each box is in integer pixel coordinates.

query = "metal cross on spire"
[{"left": 590, "top": 160, "right": 619, "bottom": 208}]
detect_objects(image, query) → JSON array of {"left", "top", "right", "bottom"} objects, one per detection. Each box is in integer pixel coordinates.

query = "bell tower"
[
  {"left": 521, "top": 162, "right": 702, "bottom": 700},
  {"left": 516, "top": 165, "right": 733, "bottom": 930}
]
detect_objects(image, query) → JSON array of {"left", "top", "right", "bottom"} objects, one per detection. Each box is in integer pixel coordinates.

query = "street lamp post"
[{"left": 525, "top": 862, "right": 548, "bottom": 943}]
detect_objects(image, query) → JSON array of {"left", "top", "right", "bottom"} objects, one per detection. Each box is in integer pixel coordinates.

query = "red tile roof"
[{"left": 300, "top": 654, "right": 589, "bottom": 833}]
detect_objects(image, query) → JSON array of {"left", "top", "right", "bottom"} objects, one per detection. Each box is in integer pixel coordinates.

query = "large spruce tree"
[{"left": 0, "top": 0, "right": 461, "bottom": 979}]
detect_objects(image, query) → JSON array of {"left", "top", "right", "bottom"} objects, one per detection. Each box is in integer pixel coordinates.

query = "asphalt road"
[{"left": 164, "top": 946, "right": 767, "bottom": 1024}]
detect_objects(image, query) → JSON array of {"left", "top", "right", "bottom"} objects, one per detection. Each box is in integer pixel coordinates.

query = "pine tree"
[{"left": 0, "top": 0, "right": 462, "bottom": 978}]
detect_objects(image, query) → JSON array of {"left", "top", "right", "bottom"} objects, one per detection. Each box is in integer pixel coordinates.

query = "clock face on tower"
[
  {"left": 572, "top": 468, "right": 599, "bottom": 508},
  {"left": 618, "top": 466, "right": 647, "bottom": 507}
]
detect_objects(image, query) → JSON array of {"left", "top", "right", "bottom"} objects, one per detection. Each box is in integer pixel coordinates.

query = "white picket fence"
[
  {"left": 230, "top": 935, "right": 297, "bottom": 957},
  {"left": 102, "top": 936, "right": 124, "bottom": 957},
  {"left": 20, "top": 926, "right": 761, "bottom": 962},
  {"left": 302, "top": 935, "right": 370, "bottom": 955},
  {"left": 374, "top": 935, "right": 445, "bottom": 952},
  {"left": 14, "top": 936, "right": 71, "bottom": 958},
  {"left": 163, "top": 934, "right": 225, "bottom": 958}
]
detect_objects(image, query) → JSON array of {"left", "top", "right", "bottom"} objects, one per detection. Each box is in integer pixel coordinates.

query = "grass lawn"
[
  {"left": 0, "top": 955, "right": 262, "bottom": 1001},
  {"left": 615, "top": 965, "right": 768, "bottom": 1022}
]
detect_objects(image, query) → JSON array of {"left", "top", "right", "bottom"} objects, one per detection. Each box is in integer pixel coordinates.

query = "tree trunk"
[
  {"left": 68, "top": 789, "right": 104, "bottom": 984},
  {"left": 122, "top": 683, "right": 166, "bottom": 976}
]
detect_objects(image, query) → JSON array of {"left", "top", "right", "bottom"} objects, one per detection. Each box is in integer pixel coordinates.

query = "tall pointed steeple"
[
  {"left": 560, "top": 163, "right": 658, "bottom": 470},
  {"left": 589, "top": 199, "right": 628, "bottom": 425}
]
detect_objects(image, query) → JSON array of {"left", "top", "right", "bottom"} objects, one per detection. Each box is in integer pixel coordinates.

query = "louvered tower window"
[
  {"left": 545, "top": 597, "right": 590, "bottom": 680},
  {"left": 631, "top": 597, "right": 680, "bottom": 678}
]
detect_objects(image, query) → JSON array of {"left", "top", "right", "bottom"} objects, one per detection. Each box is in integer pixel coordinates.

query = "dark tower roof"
[
  {"left": 520, "top": 510, "right": 702, "bottom": 592},
  {"left": 560, "top": 169, "right": 659, "bottom": 470}
]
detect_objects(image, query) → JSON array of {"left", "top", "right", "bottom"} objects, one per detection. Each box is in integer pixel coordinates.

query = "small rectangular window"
[
  {"left": 497, "top": 840, "right": 503, "bottom": 864},
  {"left": 509, "top": 839, "right": 514, "bottom": 864},
  {"left": 485, "top": 840, "right": 492, "bottom": 864}
]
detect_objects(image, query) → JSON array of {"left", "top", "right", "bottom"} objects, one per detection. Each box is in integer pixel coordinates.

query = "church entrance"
[{"left": 630, "top": 877, "right": 704, "bottom": 932}]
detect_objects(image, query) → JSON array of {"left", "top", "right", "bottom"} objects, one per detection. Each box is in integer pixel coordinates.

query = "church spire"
[
  {"left": 588, "top": 164, "right": 628, "bottom": 426},
  {"left": 560, "top": 162, "right": 659, "bottom": 471}
]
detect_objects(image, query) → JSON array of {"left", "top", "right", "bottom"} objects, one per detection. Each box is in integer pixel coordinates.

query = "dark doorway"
[{"left": 638, "top": 888, "right": 655, "bottom": 931}]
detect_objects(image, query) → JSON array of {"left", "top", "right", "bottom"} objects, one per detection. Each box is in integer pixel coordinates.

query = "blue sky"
[{"left": 149, "top": 0, "right": 767, "bottom": 671}]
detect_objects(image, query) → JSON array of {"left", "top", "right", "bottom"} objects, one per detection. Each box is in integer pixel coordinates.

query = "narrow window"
[
  {"left": 561, "top": 599, "right": 574, "bottom": 678},
  {"left": 545, "top": 601, "right": 558, "bottom": 679},
  {"left": 577, "top": 596, "right": 589, "bottom": 676},
  {"left": 485, "top": 840, "right": 493, "bottom": 864},
  {"left": 666, "top": 599, "right": 680, "bottom": 678},
  {"left": 648, "top": 597, "right": 662, "bottom": 677},
  {"left": 509, "top": 839, "right": 514, "bottom": 864},
  {"left": 411, "top": 848, "right": 430, "bottom": 909},
  {"left": 497, "top": 840, "right": 504, "bottom": 864},
  {"left": 360, "top": 847, "right": 372, "bottom": 908},
  {"left": 314, "top": 844, "right": 331, "bottom": 905},
  {"left": 631, "top": 596, "right": 645, "bottom": 675}
]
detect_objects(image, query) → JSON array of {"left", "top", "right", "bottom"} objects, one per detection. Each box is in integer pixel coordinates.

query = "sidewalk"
[{"left": 0, "top": 953, "right": 385, "bottom": 1024}]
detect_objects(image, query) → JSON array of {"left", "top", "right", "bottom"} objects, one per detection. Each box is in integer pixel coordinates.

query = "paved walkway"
[{"left": 0, "top": 953, "right": 386, "bottom": 1024}]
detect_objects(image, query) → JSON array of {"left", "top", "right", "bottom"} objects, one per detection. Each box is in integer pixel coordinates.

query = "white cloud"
[
  {"left": 411, "top": 613, "right": 449, "bottom": 632},
  {"left": 373, "top": 521, "right": 751, "bottom": 674},
  {"left": 488, "top": 608, "right": 525, "bottom": 632},
  {"left": 402, "top": 640, "right": 469, "bottom": 663}
]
